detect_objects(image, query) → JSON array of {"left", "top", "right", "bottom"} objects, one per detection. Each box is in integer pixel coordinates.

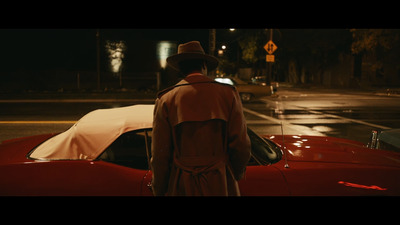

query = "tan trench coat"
[{"left": 150, "top": 73, "right": 251, "bottom": 196}]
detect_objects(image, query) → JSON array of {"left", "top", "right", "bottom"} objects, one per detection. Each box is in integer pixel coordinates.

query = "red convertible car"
[{"left": 1, "top": 104, "right": 400, "bottom": 196}]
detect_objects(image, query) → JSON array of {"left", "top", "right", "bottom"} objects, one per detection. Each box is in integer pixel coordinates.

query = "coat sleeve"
[
  {"left": 227, "top": 90, "right": 252, "bottom": 181},
  {"left": 150, "top": 98, "right": 173, "bottom": 196}
]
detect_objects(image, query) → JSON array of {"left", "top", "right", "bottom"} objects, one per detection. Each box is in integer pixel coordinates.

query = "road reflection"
[{"left": 243, "top": 88, "right": 400, "bottom": 145}]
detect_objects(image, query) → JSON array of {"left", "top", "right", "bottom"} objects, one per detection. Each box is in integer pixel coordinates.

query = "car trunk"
[{"left": 0, "top": 134, "right": 55, "bottom": 163}]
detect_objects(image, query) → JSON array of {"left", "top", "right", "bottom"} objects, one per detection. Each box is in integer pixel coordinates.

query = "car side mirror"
[{"left": 367, "top": 130, "right": 380, "bottom": 149}]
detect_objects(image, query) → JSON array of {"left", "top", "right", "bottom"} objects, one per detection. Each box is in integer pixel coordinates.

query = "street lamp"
[{"left": 218, "top": 45, "right": 227, "bottom": 56}]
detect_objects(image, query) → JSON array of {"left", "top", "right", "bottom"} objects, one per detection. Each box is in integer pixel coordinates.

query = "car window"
[
  {"left": 378, "top": 129, "right": 400, "bottom": 152},
  {"left": 247, "top": 128, "right": 282, "bottom": 165},
  {"left": 378, "top": 140, "right": 400, "bottom": 152},
  {"left": 98, "top": 128, "right": 281, "bottom": 170},
  {"left": 98, "top": 129, "right": 152, "bottom": 170}
]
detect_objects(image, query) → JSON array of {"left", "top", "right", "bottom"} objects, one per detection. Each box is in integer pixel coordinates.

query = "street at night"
[
  {"left": 2, "top": 28, "right": 400, "bottom": 197},
  {"left": 1, "top": 84, "right": 399, "bottom": 145}
]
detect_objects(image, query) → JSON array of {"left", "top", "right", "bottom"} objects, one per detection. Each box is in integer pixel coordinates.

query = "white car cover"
[{"left": 30, "top": 104, "right": 154, "bottom": 160}]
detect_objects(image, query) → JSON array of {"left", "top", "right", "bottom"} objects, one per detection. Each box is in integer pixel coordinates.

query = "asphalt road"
[
  {"left": 0, "top": 99, "right": 155, "bottom": 142},
  {"left": 1, "top": 86, "right": 400, "bottom": 145},
  {"left": 245, "top": 86, "right": 400, "bottom": 144}
]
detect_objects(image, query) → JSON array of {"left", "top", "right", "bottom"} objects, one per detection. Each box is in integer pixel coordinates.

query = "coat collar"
[
  {"left": 157, "top": 74, "right": 234, "bottom": 98},
  {"left": 178, "top": 73, "right": 213, "bottom": 85}
]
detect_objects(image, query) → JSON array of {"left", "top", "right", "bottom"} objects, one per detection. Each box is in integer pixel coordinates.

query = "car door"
[
  {"left": 238, "top": 129, "right": 290, "bottom": 196},
  {"left": 97, "top": 128, "right": 154, "bottom": 196}
]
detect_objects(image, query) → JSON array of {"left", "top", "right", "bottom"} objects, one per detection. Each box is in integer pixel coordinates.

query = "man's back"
[
  {"left": 152, "top": 74, "right": 251, "bottom": 196},
  {"left": 151, "top": 41, "right": 251, "bottom": 196}
]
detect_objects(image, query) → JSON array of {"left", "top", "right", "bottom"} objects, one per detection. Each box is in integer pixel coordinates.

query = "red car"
[{"left": 1, "top": 104, "right": 400, "bottom": 196}]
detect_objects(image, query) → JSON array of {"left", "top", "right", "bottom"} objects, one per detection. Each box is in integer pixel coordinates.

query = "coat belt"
[{"left": 173, "top": 156, "right": 227, "bottom": 176}]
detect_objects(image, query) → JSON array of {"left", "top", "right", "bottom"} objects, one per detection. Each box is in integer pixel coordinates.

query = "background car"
[
  {"left": 251, "top": 76, "right": 279, "bottom": 92},
  {"left": 214, "top": 76, "right": 274, "bottom": 102},
  {"left": 1, "top": 104, "right": 400, "bottom": 196}
]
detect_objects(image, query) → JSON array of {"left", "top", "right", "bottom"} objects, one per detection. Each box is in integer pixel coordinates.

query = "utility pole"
[
  {"left": 265, "top": 29, "right": 274, "bottom": 86},
  {"left": 209, "top": 29, "right": 216, "bottom": 56},
  {"left": 267, "top": 29, "right": 273, "bottom": 86},
  {"left": 96, "top": 29, "right": 101, "bottom": 91},
  {"left": 208, "top": 29, "right": 216, "bottom": 76}
]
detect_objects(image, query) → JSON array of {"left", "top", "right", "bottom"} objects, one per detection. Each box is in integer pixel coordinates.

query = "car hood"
[{"left": 266, "top": 135, "right": 400, "bottom": 168}]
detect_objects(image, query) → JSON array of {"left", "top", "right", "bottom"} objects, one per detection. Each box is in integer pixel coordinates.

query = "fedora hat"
[{"left": 167, "top": 41, "right": 219, "bottom": 71}]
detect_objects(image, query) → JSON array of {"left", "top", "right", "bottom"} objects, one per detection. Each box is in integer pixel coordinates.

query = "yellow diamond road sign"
[{"left": 264, "top": 40, "right": 277, "bottom": 54}]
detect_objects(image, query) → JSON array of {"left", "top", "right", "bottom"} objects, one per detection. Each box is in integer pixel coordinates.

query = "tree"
[
  {"left": 281, "top": 29, "right": 352, "bottom": 85},
  {"left": 350, "top": 29, "right": 400, "bottom": 85},
  {"left": 351, "top": 29, "right": 400, "bottom": 55},
  {"left": 237, "top": 29, "right": 267, "bottom": 74},
  {"left": 238, "top": 33, "right": 259, "bottom": 64}
]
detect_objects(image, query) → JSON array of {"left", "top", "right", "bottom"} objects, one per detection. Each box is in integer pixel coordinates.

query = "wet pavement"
[
  {"left": 244, "top": 84, "right": 400, "bottom": 144},
  {"left": 1, "top": 84, "right": 400, "bottom": 145}
]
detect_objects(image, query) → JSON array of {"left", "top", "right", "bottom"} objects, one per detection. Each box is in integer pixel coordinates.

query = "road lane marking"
[
  {"left": 246, "top": 120, "right": 282, "bottom": 124},
  {"left": 243, "top": 107, "right": 281, "bottom": 124},
  {"left": 306, "top": 110, "right": 391, "bottom": 130},
  {"left": 243, "top": 107, "right": 325, "bottom": 136},
  {"left": 0, "top": 121, "right": 76, "bottom": 124}
]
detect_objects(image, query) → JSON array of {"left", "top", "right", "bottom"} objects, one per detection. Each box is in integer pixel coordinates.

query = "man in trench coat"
[{"left": 150, "top": 41, "right": 251, "bottom": 196}]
